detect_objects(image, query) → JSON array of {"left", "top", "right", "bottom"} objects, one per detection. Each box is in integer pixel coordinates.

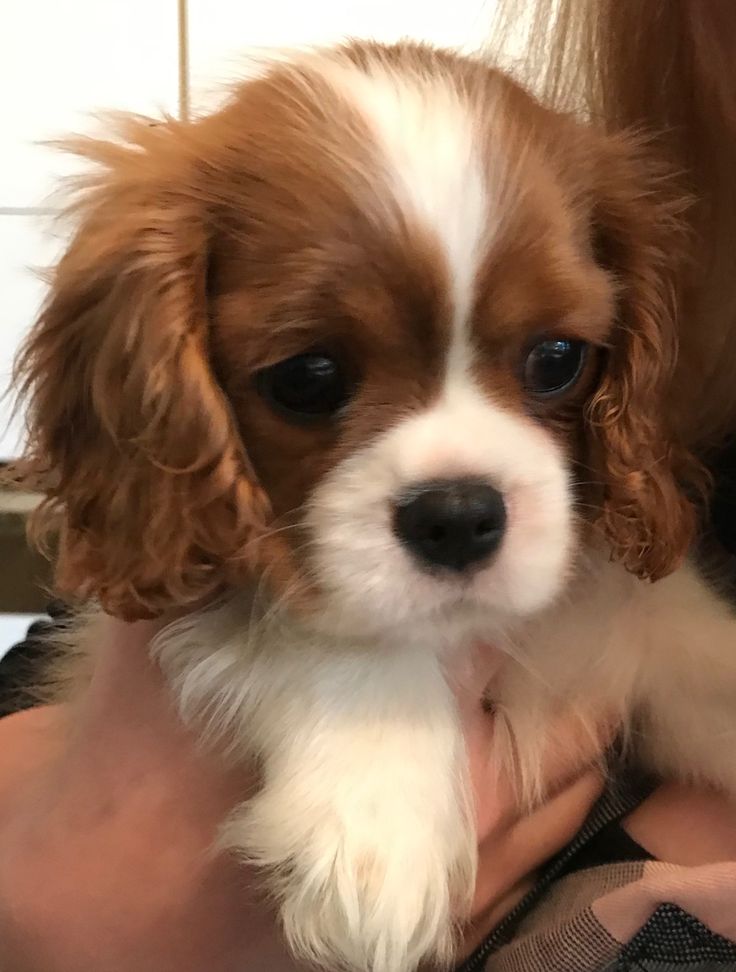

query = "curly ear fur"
[
  {"left": 587, "top": 136, "right": 710, "bottom": 580},
  {"left": 11, "top": 118, "right": 270, "bottom": 621},
  {"left": 11, "top": 106, "right": 710, "bottom": 617}
]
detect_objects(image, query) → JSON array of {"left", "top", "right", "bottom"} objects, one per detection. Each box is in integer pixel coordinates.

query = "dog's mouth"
[{"left": 302, "top": 580, "right": 509, "bottom": 650}]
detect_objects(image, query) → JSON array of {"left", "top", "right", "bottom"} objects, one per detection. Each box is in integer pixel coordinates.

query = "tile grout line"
[
  {"left": 0, "top": 207, "right": 58, "bottom": 217},
  {"left": 5, "top": 4, "right": 189, "bottom": 215},
  {"left": 178, "top": 0, "right": 191, "bottom": 121}
]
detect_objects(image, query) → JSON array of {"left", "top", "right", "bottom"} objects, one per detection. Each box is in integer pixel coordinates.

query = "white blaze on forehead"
[
  {"left": 319, "top": 57, "right": 492, "bottom": 336},
  {"left": 289, "top": 54, "right": 574, "bottom": 633}
]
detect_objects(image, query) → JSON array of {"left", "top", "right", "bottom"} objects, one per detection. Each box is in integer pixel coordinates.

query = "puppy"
[{"left": 14, "top": 42, "right": 736, "bottom": 972}]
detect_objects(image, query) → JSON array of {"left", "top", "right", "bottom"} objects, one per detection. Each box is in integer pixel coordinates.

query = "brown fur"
[
  {"left": 8, "top": 42, "right": 708, "bottom": 619},
  {"left": 492, "top": 0, "right": 736, "bottom": 450},
  {"left": 11, "top": 118, "right": 270, "bottom": 621}
]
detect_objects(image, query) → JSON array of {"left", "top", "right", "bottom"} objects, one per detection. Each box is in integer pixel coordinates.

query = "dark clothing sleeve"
[{"left": 0, "top": 600, "right": 70, "bottom": 718}]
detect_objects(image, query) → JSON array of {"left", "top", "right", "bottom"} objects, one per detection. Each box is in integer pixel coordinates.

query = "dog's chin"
[{"left": 298, "top": 566, "right": 562, "bottom": 650}]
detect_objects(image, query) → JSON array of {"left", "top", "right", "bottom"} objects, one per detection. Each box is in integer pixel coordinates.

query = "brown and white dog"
[{"left": 14, "top": 42, "right": 736, "bottom": 972}]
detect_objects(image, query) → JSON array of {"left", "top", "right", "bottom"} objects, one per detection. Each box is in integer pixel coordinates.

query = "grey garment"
[
  {"left": 457, "top": 765, "right": 655, "bottom": 972},
  {"left": 607, "top": 904, "right": 736, "bottom": 972}
]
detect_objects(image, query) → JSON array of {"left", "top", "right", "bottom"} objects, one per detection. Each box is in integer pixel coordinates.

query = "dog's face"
[{"left": 17, "top": 43, "right": 704, "bottom": 628}]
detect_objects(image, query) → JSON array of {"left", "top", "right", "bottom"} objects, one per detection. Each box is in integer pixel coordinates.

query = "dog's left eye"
[
  {"left": 256, "top": 352, "right": 352, "bottom": 419},
  {"left": 523, "top": 338, "right": 587, "bottom": 397}
]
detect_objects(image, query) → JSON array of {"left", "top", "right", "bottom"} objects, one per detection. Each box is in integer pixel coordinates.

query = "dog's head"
[{"left": 15, "top": 43, "right": 705, "bottom": 630}]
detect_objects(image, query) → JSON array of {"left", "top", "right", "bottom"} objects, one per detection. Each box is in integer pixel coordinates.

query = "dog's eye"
[
  {"left": 256, "top": 352, "right": 352, "bottom": 419},
  {"left": 523, "top": 339, "right": 587, "bottom": 397}
]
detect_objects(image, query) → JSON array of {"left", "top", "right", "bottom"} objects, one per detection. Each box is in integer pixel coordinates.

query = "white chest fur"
[{"left": 153, "top": 555, "right": 736, "bottom": 972}]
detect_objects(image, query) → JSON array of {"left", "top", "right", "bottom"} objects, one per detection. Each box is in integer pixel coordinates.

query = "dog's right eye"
[{"left": 255, "top": 352, "right": 353, "bottom": 420}]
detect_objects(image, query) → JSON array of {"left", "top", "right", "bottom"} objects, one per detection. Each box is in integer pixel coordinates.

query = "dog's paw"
[{"left": 223, "top": 774, "right": 475, "bottom": 972}]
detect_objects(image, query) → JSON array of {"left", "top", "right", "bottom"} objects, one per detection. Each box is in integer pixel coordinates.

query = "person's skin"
[{"left": 0, "top": 619, "right": 733, "bottom": 972}]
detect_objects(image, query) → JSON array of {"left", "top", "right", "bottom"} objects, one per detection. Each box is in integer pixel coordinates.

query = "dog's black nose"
[{"left": 393, "top": 479, "right": 506, "bottom": 573}]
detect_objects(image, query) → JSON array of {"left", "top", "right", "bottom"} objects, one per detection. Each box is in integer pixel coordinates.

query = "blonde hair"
[{"left": 491, "top": 0, "right": 736, "bottom": 449}]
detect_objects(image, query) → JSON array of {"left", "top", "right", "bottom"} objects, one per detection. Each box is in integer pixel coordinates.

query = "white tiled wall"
[
  {"left": 1, "top": 0, "right": 499, "bottom": 461},
  {"left": 187, "top": 0, "right": 496, "bottom": 106},
  {"left": 0, "top": 616, "right": 40, "bottom": 661},
  {"left": 1, "top": 2, "right": 179, "bottom": 209},
  {"left": 1, "top": 1, "right": 179, "bottom": 460},
  {"left": 0, "top": 216, "right": 66, "bottom": 457}
]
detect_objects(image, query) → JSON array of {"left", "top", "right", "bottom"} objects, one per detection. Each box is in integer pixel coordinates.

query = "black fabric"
[
  {"left": 609, "top": 904, "right": 736, "bottom": 971},
  {"left": 696, "top": 438, "right": 736, "bottom": 605},
  {"left": 709, "top": 437, "right": 736, "bottom": 559},
  {"left": 0, "top": 600, "right": 68, "bottom": 718},
  {"left": 555, "top": 817, "right": 654, "bottom": 880}
]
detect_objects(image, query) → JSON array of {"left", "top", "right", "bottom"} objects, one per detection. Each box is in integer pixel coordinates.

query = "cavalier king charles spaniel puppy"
[{"left": 14, "top": 41, "right": 736, "bottom": 972}]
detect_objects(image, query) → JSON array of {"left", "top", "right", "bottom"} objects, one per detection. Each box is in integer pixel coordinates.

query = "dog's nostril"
[{"left": 393, "top": 479, "right": 506, "bottom": 574}]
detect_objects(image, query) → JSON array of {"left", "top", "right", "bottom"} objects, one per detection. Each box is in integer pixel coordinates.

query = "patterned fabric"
[
  {"left": 611, "top": 903, "right": 736, "bottom": 970},
  {"left": 458, "top": 774, "right": 736, "bottom": 972}
]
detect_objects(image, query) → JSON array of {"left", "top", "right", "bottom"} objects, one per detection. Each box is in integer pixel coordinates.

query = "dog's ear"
[
  {"left": 585, "top": 135, "right": 709, "bottom": 580},
  {"left": 12, "top": 118, "right": 270, "bottom": 620}
]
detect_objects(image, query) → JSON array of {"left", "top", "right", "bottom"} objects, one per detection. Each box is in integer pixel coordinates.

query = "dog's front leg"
[{"left": 224, "top": 640, "right": 476, "bottom": 972}]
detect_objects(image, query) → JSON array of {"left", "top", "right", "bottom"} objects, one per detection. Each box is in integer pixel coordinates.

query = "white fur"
[
  {"left": 496, "top": 558, "right": 736, "bottom": 803},
  {"left": 153, "top": 557, "right": 736, "bottom": 972},
  {"left": 146, "top": 50, "right": 736, "bottom": 972},
  {"left": 306, "top": 381, "right": 573, "bottom": 638},
  {"left": 155, "top": 603, "right": 475, "bottom": 972},
  {"left": 153, "top": 378, "right": 577, "bottom": 972},
  {"left": 320, "top": 55, "right": 492, "bottom": 328},
  {"left": 150, "top": 53, "right": 581, "bottom": 972}
]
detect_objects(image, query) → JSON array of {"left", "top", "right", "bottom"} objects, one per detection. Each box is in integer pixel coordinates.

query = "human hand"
[{"left": 0, "top": 620, "right": 604, "bottom": 972}]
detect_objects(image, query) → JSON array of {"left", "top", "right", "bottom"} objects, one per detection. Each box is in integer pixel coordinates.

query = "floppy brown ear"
[
  {"left": 586, "top": 135, "right": 709, "bottom": 580},
  {"left": 12, "top": 118, "right": 270, "bottom": 620}
]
